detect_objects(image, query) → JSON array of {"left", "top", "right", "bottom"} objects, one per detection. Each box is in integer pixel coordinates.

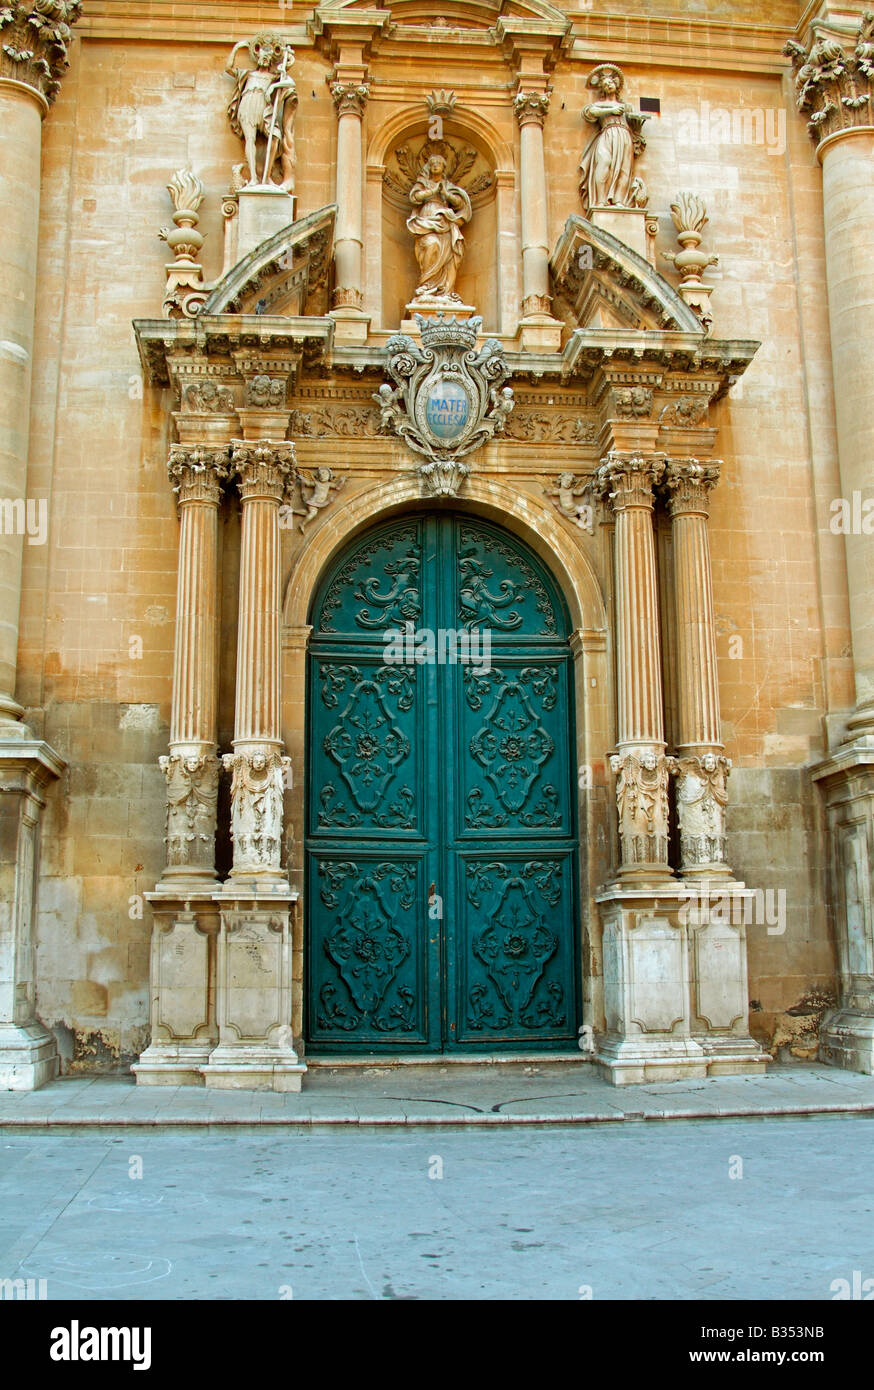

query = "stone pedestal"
[
  {"left": 401, "top": 300, "right": 478, "bottom": 334},
  {"left": 589, "top": 206, "right": 648, "bottom": 260},
  {"left": 596, "top": 883, "right": 769, "bottom": 1084},
  {"left": 236, "top": 187, "right": 297, "bottom": 263},
  {"left": 200, "top": 891, "right": 305, "bottom": 1092},
  {"left": 0, "top": 741, "right": 65, "bottom": 1090},
  {"left": 132, "top": 893, "right": 219, "bottom": 1085}
]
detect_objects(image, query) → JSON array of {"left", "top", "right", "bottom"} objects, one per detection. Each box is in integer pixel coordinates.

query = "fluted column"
[
  {"left": 664, "top": 460, "right": 732, "bottom": 878},
  {"left": 0, "top": 2, "right": 80, "bottom": 728},
  {"left": 591, "top": 452, "right": 671, "bottom": 879},
  {"left": 330, "top": 78, "right": 369, "bottom": 342},
  {"left": 0, "top": 2, "right": 78, "bottom": 1090},
  {"left": 225, "top": 441, "right": 294, "bottom": 883},
  {"left": 158, "top": 447, "right": 227, "bottom": 887},
  {"left": 514, "top": 83, "right": 562, "bottom": 351}
]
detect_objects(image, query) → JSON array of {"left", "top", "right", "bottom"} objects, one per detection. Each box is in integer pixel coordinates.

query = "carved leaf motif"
[
  {"left": 467, "top": 874, "right": 563, "bottom": 1028},
  {"left": 323, "top": 678, "right": 411, "bottom": 815},
  {"left": 468, "top": 682, "right": 555, "bottom": 816}
]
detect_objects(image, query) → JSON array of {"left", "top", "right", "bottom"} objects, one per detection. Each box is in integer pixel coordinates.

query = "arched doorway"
[{"left": 305, "top": 512, "right": 581, "bottom": 1053}]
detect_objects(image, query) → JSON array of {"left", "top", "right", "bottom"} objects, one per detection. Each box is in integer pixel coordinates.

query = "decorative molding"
[
  {"left": 289, "top": 404, "right": 380, "bottom": 439},
  {"left": 183, "top": 382, "right": 236, "bottom": 414},
  {"left": 0, "top": 0, "right": 80, "bottom": 106},
  {"left": 609, "top": 751, "right": 672, "bottom": 870},
  {"left": 612, "top": 384, "right": 652, "bottom": 418},
  {"left": 245, "top": 374, "right": 286, "bottom": 409},
  {"left": 588, "top": 450, "right": 664, "bottom": 511},
  {"left": 167, "top": 445, "right": 230, "bottom": 506},
  {"left": 159, "top": 168, "right": 208, "bottom": 320},
  {"left": 659, "top": 395, "right": 709, "bottom": 427},
  {"left": 503, "top": 410, "right": 596, "bottom": 444},
  {"left": 230, "top": 440, "right": 296, "bottom": 502},
  {"left": 331, "top": 78, "right": 369, "bottom": 118},
  {"left": 663, "top": 459, "right": 721, "bottom": 515},
  {"left": 222, "top": 749, "right": 290, "bottom": 875},
  {"left": 670, "top": 752, "right": 731, "bottom": 873},
  {"left": 514, "top": 87, "right": 551, "bottom": 128},
  {"left": 159, "top": 752, "right": 220, "bottom": 870},
  {"left": 785, "top": 14, "right": 874, "bottom": 148},
  {"left": 375, "top": 314, "right": 514, "bottom": 497}
]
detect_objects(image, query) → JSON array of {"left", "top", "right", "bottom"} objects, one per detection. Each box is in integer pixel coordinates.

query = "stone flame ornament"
[{"left": 374, "top": 314, "right": 514, "bottom": 497}]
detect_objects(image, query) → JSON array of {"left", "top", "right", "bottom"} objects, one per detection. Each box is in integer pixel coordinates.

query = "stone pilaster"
[
  {"left": 786, "top": 13, "right": 874, "bottom": 1073},
  {"left": 0, "top": 1, "right": 78, "bottom": 1090},
  {"left": 330, "top": 75, "right": 370, "bottom": 344},
  {"left": 514, "top": 83, "right": 562, "bottom": 351},
  {"left": 663, "top": 460, "right": 732, "bottom": 877}
]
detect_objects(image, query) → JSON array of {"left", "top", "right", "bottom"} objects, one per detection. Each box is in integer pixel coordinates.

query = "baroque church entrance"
[{"left": 305, "top": 512, "right": 580, "bottom": 1053}]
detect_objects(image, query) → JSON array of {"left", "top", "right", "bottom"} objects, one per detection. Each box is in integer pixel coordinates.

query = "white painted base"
[
  {"left": 820, "top": 1009, "right": 874, "bottom": 1074},
  {"left": 0, "top": 1021, "right": 59, "bottom": 1091}
]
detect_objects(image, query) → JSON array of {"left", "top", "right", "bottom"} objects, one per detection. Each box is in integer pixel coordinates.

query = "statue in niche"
[
  {"left": 406, "top": 153, "right": 473, "bottom": 302},
  {"left": 226, "top": 34, "right": 297, "bottom": 190},
  {"left": 578, "top": 64, "right": 649, "bottom": 217}
]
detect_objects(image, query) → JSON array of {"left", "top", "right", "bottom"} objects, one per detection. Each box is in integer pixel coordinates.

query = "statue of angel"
[
  {"left": 578, "top": 64, "right": 649, "bottom": 216},
  {"left": 226, "top": 34, "right": 297, "bottom": 190},
  {"left": 545, "top": 472, "right": 592, "bottom": 530},
  {"left": 294, "top": 466, "right": 345, "bottom": 532}
]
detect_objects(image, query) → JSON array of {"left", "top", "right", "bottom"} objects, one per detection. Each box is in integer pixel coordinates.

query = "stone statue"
[
  {"left": 222, "top": 749, "right": 289, "bottom": 872},
  {"left": 578, "top": 64, "right": 648, "bottom": 216},
  {"left": 672, "top": 752, "right": 730, "bottom": 869},
  {"left": 546, "top": 472, "right": 592, "bottom": 530},
  {"left": 159, "top": 752, "right": 220, "bottom": 869},
  {"left": 609, "top": 749, "right": 670, "bottom": 867},
  {"left": 226, "top": 34, "right": 297, "bottom": 190},
  {"left": 406, "top": 153, "right": 472, "bottom": 302},
  {"left": 294, "top": 467, "right": 345, "bottom": 533}
]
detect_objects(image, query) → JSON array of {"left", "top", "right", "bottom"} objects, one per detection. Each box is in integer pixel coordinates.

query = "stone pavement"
[
  {"left": 1, "top": 1116, "right": 873, "bottom": 1299},
  {"left": 1, "top": 1060, "right": 874, "bottom": 1128}
]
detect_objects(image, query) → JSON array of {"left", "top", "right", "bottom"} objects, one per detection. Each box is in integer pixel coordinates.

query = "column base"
[
  {"left": 329, "top": 307, "right": 370, "bottom": 345},
  {"left": 515, "top": 313, "right": 563, "bottom": 353},
  {"left": 596, "top": 1034, "right": 708, "bottom": 1086},
  {"left": 0, "top": 1021, "right": 59, "bottom": 1091},
  {"left": 201, "top": 1047, "right": 305, "bottom": 1092},
  {"left": 819, "top": 1009, "right": 874, "bottom": 1074},
  {"left": 132, "top": 1042, "right": 213, "bottom": 1087}
]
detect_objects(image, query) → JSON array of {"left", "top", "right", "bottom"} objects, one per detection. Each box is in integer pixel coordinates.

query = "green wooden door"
[{"left": 306, "top": 514, "right": 579, "bottom": 1053}]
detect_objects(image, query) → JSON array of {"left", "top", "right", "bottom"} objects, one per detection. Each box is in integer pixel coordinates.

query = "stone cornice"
[
  {"left": 0, "top": 0, "right": 81, "bottom": 107},
  {"left": 134, "top": 315, "right": 334, "bottom": 390}
]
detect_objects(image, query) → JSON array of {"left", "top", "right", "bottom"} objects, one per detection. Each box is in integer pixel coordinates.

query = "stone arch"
[{"left": 280, "top": 475, "right": 612, "bottom": 1043}]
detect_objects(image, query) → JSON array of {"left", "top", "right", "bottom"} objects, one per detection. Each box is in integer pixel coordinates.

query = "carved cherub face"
[
  {"left": 640, "top": 750, "right": 657, "bottom": 771},
  {"left": 315, "top": 467, "right": 332, "bottom": 482},
  {"left": 558, "top": 472, "right": 575, "bottom": 487},
  {"left": 701, "top": 752, "right": 718, "bottom": 773},
  {"left": 252, "top": 752, "right": 267, "bottom": 772}
]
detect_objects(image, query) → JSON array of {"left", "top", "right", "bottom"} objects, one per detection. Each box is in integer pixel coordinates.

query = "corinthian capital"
[
  {"left": 0, "top": 0, "right": 81, "bottom": 106},
  {"left": 230, "top": 440, "right": 296, "bottom": 502},
  {"left": 514, "top": 87, "right": 551, "bottom": 128},
  {"left": 663, "top": 459, "right": 721, "bottom": 516},
  {"left": 331, "top": 80, "right": 369, "bottom": 118},
  {"left": 167, "top": 445, "right": 230, "bottom": 506},
  {"left": 588, "top": 451, "right": 665, "bottom": 511},
  {"left": 784, "top": 13, "right": 874, "bottom": 148}
]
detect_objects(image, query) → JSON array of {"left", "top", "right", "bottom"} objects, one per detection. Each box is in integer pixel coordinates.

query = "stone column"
[
  {"left": 203, "top": 440, "right": 303, "bottom": 1091},
  {"left": 330, "top": 78, "right": 370, "bottom": 345},
  {"left": 159, "top": 447, "right": 227, "bottom": 886},
  {"left": 786, "top": 16, "right": 874, "bottom": 1072},
  {"left": 663, "top": 460, "right": 732, "bottom": 878},
  {"left": 134, "top": 447, "right": 227, "bottom": 1088},
  {"left": 0, "top": 3, "right": 79, "bottom": 1089},
  {"left": 514, "top": 85, "right": 561, "bottom": 351},
  {"left": 592, "top": 451, "right": 672, "bottom": 881}
]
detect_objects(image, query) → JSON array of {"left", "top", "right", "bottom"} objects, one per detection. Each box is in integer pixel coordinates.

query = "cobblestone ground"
[{"left": 1, "top": 1116, "right": 872, "bottom": 1300}]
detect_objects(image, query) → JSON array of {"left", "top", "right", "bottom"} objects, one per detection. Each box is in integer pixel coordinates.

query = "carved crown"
[{"left": 416, "top": 313, "right": 481, "bottom": 350}]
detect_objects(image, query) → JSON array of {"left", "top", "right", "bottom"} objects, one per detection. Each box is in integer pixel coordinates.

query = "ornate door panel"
[{"left": 306, "top": 514, "right": 579, "bottom": 1052}]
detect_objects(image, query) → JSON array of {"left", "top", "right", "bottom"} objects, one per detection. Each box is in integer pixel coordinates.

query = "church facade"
[{"left": 1, "top": 0, "right": 873, "bottom": 1091}]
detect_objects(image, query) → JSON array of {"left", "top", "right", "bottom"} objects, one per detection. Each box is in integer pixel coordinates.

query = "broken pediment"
[
  {"left": 551, "top": 215, "right": 702, "bottom": 335},
  {"left": 203, "top": 206, "right": 336, "bottom": 319}
]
